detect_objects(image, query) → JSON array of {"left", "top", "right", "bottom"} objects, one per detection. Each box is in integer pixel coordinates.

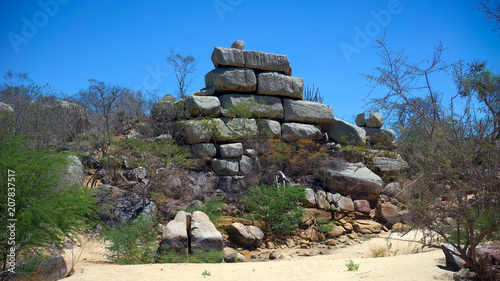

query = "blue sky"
[{"left": 1, "top": 0, "right": 499, "bottom": 122}]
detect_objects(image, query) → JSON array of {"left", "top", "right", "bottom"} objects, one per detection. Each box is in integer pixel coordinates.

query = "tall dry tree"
[{"left": 166, "top": 49, "right": 198, "bottom": 100}]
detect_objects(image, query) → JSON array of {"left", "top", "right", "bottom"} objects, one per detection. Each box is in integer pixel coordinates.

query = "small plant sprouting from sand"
[
  {"left": 345, "top": 259, "right": 360, "bottom": 271},
  {"left": 370, "top": 246, "right": 388, "bottom": 257},
  {"left": 202, "top": 270, "right": 211, "bottom": 277}
]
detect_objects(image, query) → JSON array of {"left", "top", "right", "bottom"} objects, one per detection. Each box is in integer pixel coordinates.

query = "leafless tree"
[{"left": 166, "top": 49, "right": 198, "bottom": 99}]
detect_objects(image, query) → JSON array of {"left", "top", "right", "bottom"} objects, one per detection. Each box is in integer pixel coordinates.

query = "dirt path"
[{"left": 61, "top": 231, "right": 455, "bottom": 281}]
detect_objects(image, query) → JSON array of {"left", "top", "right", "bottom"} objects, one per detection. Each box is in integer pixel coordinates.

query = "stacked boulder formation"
[{"left": 180, "top": 40, "right": 338, "bottom": 177}]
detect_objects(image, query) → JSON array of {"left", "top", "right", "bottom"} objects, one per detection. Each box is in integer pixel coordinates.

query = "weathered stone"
[
  {"left": 343, "top": 223, "right": 353, "bottom": 233},
  {"left": 305, "top": 208, "right": 333, "bottom": 221},
  {"left": 327, "top": 225, "right": 346, "bottom": 238},
  {"left": 283, "top": 99, "right": 334, "bottom": 124},
  {"left": 375, "top": 202, "right": 399, "bottom": 225},
  {"left": 324, "top": 118, "right": 366, "bottom": 145},
  {"left": 214, "top": 118, "right": 258, "bottom": 142},
  {"left": 224, "top": 247, "right": 237, "bottom": 263},
  {"left": 316, "top": 190, "right": 329, "bottom": 210},
  {"left": 258, "top": 119, "right": 281, "bottom": 139},
  {"left": 211, "top": 158, "right": 239, "bottom": 176},
  {"left": 239, "top": 155, "right": 252, "bottom": 174},
  {"left": 353, "top": 220, "right": 383, "bottom": 234},
  {"left": 303, "top": 188, "right": 317, "bottom": 207},
  {"left": 258, "top": 72, "right": 303, "bottom": 99},
  {"left": 190, "top": 211, "right": 224, "bottom": 253},
  {"left": 392, "top": 223, "right": 411, "bottom": 232},
  {"left": 185, "top": 95, "right": 221, "bottom": 117},
  {"left": 366, "top": 112, "right": 384, "bottom": 128},
  {"left": 151, "top": 97, "right": 182, "bottom": 122},
  {"left": 126, "top": 132, "right": 142, "bottom": 139},
  {"left": 354, "top": 200, "right": 371, "bottom": 214},
  {"left": 160, "top": 211, "right": 190, "bottom": 254},
  {"left": 226, "top": 222, "right": 265, "bottom": 248},
  {"left": 231, "top": 40, "right": 245, "bottom": 50},
  {"left": 355, "top": 113, "right": 366, "bottom": 127},
  {"left": 219, "top": 143, "right": 243, "bottom": 158},
  {"left": 337, "top": 196, "right": 355, "bottom": 212},
  {"left": 326, "top": 192, "right": 336, "bottom": 203},
  {"left": 382, "top": 182, "right": 402, "bottom": 199},
  {"left": 192, "top": 143, "right": 217, "bottom": 158},
  {"left": 0, "top": 102, "right": 14, "bottom": 113},
  {"left": 205, "top": 68, "right": 256, "bottom": 93},
  {"left": 372, "top": 156, "right": 409, "bottom": 178},
  {"left": 180, "top": 120, "right": 213, "bottom": 144},
  {"left": 319, "top": 161, "right": 384, "bottom": 201},
  {"left": 92, "top": 185, "right": 156, "bottom": 227},
  {"left": 365, "top": 128, "right": 396, "bottom": 144},
  {"left": 211, "top": 46, "right": 290, "bottom": 73},
  {"left": 155, "top": 134, "right": 173, "bottom": 141},
  {"left": 134, "top": 167, "right": 147, "bottom": 180},
  {"left": 219, "top": 94, "right": 283, "bottom": 118},
  {"left": 281, "top": 122, "right": 322, "bottom": 142},
  {"left": 441, "top": 244, "right": 464, "bottom": 271},
  {"left": 57, "top": 154, "right": 85, "bottom": 190}
]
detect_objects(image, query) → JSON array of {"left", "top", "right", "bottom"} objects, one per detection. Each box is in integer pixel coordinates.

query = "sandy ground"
[{"left": 61, "top": 231, "right": 455, "bottom": 281}]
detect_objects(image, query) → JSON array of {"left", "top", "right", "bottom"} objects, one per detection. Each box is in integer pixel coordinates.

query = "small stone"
[
  {"left": 269, "top": 252, "right": 277, "bottom": 260},
  {"left": 231, "top": 40, "right": 245, "bottom": 50}
]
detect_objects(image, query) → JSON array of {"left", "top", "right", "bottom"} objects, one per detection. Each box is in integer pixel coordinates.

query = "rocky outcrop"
[
  {"left": 56, "top": 154, "right": 86, "bottom": 190},
  {"left": 160, "top": 211, "right": 190, "bottom": 254},
  {"left": 0, "top": 102, "right": 14, "bottom": 113},
  {"left": 319, "top": 161, "right": 384, "bottom": 201},
  {"left": 226, "top": 222, "right": 265, "bottom": 248},
  {"left": 92, "top": 185, "right": 156, "bottom": 227}
]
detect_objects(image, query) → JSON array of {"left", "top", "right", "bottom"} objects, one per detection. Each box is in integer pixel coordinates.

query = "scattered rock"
[{"left": 226, "top": 223, "right": 265, "bottom": 248}]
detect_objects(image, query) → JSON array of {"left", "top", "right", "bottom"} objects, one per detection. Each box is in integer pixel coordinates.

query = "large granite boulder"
[
  {"left": 365, "top": 128, "right": 396, "bottom": 144},
  {"left": 319, "top": 161, "right": 384, "bottom": 201},
  {"left": 283, "top": 99, "right": 334, "bottom": 125},
  {"left": 354, "top": 200, "right": 371, "bottom": 214},
  {"left": 375, "top": 202, "right": 399, "bottom": 225},
  {"left": 211, "top": 46, "right": 290, "bottom": 73},
  {"left": 185, "top": 95, "right": 221, "bottom": 117},
  {"left": 355, "top": 113, "right": 366, "bottom": 127},
  {"left": 324, "top": 118, "right": 366, "bottom": 145},
  {"left": 211, "top": 158, "right": 239, "bottom": 176},
  {"left": 205, "top": 68, "right": 256, "bottom": 92},
  {"left": 336, "top": 196, "right": 355, "bottom": 212},
  {"left": 226, "top": 223, "right": 265, "bottom": 248},
  {"left": 365, "top": 112, "right": 384, "bottom": 128},
  {"left": 239, "top": 155, "right": 253, "bottom": 174},
  {"left": 190, "top": 211, "right": 224, "bottom": 253},
  {"left": 303, "top": 188, "right": 317, "bottom": 207},
  {"left": 214, "top": 118, "right": 258, "bottom": 142},
  {"left": 258, "top": 119, "right": 281, "bottom": 139},
  {"left": 218, "top": 94, "right": 283, "bottom": 118},
  {"left": 327, "top": 225, "right": 346, "bottom": 238},
  {"left": 159, "top": 211, "right": 190, "bottom": 254},
  {"left": 92, "top": 185, "right": 156, "bottom": 227},
  {"left": 150, "top": 95, "right": 183, "bottom": 122},
  {"left": 257, "top": 72, "right": 303, "bottom": 99},
  {"left": 281, "top": 122, "right": 323, "bottom": 142},
  {"left": 371, "top": 156, "right": 409, "bottom": 178}
]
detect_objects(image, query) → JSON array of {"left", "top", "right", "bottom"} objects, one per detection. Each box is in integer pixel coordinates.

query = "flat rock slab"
[
  {"left": 353, "top": 219, "right": 383, "bottom": 234},
  {"left": 283, "top": 99, "right": 334, "bottom": 125},
  {"left": 218, "top": 94, "right": 283, "bottom": 119},
  {"left": 281, "top": 122, "right": 323, "bottom": 142},
  {"left": 214, "top": 118, "right": 258, "bottom": 142},
  {"left": 211, "top": 46, "right": 290, "bottom": 73},
  {"left": 205, "top": 68, "right": 256, "bottom": 93},
  {"left": 219, "top": 143, "right": 243, "bottom": 158},
  {"left": 257, "top": 72, "right": 303, "bottom": 99}
]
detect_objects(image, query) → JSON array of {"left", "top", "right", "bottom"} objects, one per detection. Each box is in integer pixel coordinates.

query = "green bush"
[
  {"left": 317, "top": 219, "right": 336, "bottom": 233},
  {"left": 0, "top": 136, "right": 97, "bottom": 275},
  {"left": 158, "top": 249, "right": 224, "bottom": 263},
  {"left": 101, "top": 214, "right": 158, "bottom": 265},
  {"left": 242, "top": 184, "right": 306, "bottom": 235},
  {"left": 186, "top": 197, "right": 225, "bottom": 230}
]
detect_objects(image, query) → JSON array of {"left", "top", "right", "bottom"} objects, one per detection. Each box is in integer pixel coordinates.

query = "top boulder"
[{"left": 211, "top": 46, "right": 291, "bottom": 74}]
